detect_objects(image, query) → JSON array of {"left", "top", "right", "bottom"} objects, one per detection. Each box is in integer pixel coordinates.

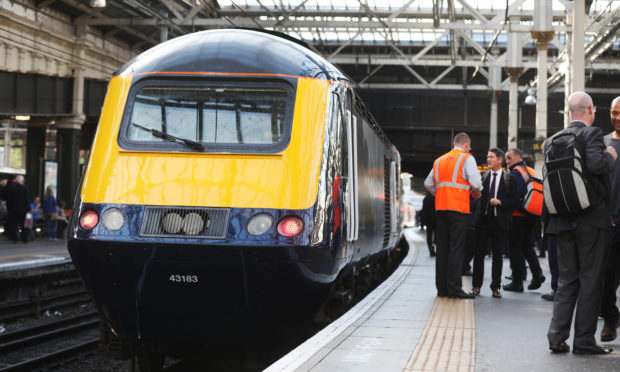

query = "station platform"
[
  {"left": 0, "top": 237, "right": 69, "bottom": 272},
  {"left": 266, "top": 229, "right": 620, "bottom": 372}
]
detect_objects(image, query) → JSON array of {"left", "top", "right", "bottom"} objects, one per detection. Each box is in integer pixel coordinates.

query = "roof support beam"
[
  {"left": 60, "top": 0, "right": 159, "bottom": 46},
  {"left": 429, "top": 65, "right": 456, "bottom": 86},
  {"left": 158, "top": 0, "right": 183, "bottom": 20},
  {"left": 454, "top": 0, "right": 488, "bottom": 24}
]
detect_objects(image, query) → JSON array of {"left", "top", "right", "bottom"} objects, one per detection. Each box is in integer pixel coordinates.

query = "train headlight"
[
  {"left": 247, "top": 213, "right": 273, "bottom": 235},
  {"left": 162, "top": 213, "right": 183, "bottom": 234},
  {"left": 183, "top": 213, "right": 204, "bottom": 235},
  {"left": 79, "top": 210, "right": 99, "bottom": 230},
  {"left": 101, "top": 208, "right": 125, "bottom": 231},
  {"left": 277, "top": 216, "right": 304, "bottom": 237}
]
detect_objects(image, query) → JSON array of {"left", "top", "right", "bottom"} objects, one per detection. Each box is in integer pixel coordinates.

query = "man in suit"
[
  {"left": 471, "top": 148, "right": 518, "bottom": 298},
  {"left": 424, "top": 132, "right": 482, "bottom": 299},
  {"left": 600, "top": 96, "right": 620, "bottom": 342},
  {"left": 546, "top": 91, "right": 617, "bottom": 355},
  {"left": 503, "top": 148, "right": 546, "bottom": 292}
]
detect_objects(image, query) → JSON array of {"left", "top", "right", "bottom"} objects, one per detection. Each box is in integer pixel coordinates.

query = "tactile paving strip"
[{"left": 404, "top": 277, "right": 475, "bottom": 372}]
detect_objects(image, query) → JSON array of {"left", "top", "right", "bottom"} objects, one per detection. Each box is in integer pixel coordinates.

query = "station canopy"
[{"left": 55, "top": 0, "right": 620, "bottom": 90}]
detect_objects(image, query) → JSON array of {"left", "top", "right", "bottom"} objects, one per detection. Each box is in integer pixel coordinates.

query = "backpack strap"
[
  {"left": 503, "top": 170, "right": 511, "bottom": 193},
  {"left": 481, "top": 169, "right": 491, "bottom": 185},
  {"left": 514, "top": 165, "right": 530, "bottom": 182}
]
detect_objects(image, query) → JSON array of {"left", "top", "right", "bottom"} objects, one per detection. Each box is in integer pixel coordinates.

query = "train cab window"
[{"left": 120, "top": 80, "right": 294, "bottom": 153}]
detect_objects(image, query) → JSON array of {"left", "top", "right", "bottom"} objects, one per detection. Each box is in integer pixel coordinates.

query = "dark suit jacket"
[
  {"left": 476, "top": 169, "right": 518, "bottom": 231},
  {"left": 5, "top": 182, "right": 30, "bottom": 215},
  {"left": 545, "top": 121, "right": 615, "bottom": 233}
]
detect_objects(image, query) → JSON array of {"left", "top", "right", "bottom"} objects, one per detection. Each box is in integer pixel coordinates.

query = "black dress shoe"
[
  {"left": 541, "top": 291, "right": 555, "bottom": 301},
  {"left": 449, "top": 290, "right": 475, "bottom": 299},
  {"left": 549, "top": 342, "right": 570, "bottom": 353},
  {"left": 573, "top": 345, "right": 613, "bottom": 355},
  {"left": 503, "top": 282, "right": 524, "bottom": 292},
  {"left": 528, "top": 275, "right": 546, "bottom": 290}
]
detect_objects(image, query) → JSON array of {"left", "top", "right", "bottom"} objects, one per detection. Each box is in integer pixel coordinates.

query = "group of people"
[
  {"left": 423, "top": 91, "right": 620, "bottom": 355},
  {"left": 0, "top": 175, "right": 66, "bottom": 242}
]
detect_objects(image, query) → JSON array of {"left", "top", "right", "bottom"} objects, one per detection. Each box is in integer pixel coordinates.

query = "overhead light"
[
  {"left": 90, "top": 0, "right": 106, "bottom": 7},
  {"left": 524, "top": 88, "right": 537, "bottom": 105},
  {"left": 15, "top": 115, "right": 30, "bottom": 121}
]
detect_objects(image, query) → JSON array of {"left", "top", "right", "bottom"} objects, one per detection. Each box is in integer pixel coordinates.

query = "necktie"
[{"left": 488, "top": 172, "right": 497, "bottom": 216}]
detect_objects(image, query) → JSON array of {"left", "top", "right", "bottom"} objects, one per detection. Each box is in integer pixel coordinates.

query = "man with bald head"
[
  {"left": 545, "top": 91, "right": 617, "bottom": 355},
  {"left": 600, "top": 96, "right": 620, "bottom": 342}
]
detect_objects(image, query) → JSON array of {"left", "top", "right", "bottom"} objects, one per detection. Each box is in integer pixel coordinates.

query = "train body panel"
[
  {"left": 82, "top": 76, "right": 328, "bottom": 210},
  {"left": 67, "top": 29, "right": 403, "bottom": 358}
]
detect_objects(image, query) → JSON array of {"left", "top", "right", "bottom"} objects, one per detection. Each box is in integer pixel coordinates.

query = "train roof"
[{"left": 115, "top": 28, "right": 348, "bottom": 81}]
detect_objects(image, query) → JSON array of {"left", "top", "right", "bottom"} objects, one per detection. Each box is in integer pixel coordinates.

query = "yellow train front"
[{"left": 67, "top": 29, "right": 404, "bottom": 361}]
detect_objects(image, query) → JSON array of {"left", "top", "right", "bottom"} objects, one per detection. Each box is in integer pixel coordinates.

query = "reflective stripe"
[
  {"left": 515, "top": 165, "right": 531, "bottom": 181},
  {"left": 434, "top": 159, "right": 440, "bottom": 185},
  {"left": 436, "top": 152, "right": 472, "bottom": 191},
  {"left": 437, "top": 182, "right": 472, "bottom": 190},
  {"left": 452, "top": 152, "right": 468, "bottom": 184}
]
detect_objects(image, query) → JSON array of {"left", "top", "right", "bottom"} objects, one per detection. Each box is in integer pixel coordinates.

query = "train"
[{"left": 66, "top": 28, "right": 407, "bottom": 369}]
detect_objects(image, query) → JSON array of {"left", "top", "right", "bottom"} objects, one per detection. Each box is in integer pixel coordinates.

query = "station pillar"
[
  {"left": 530, "top": 30, "right": 555, "bottom": 175},
  {"left": 504, "top": 67, "right": 524, "bottom": 150},
  {"left": 504, "top": 16, "right": 523, "bottom": 150},
  {"left": 56, "top": 116, "right": 84, "bottom": 208},
  {"left": 26, "top": 120, "right": 48, "bottom": 199},
  {"left": 488, "top": 64, "right": 501, "bottom": 149},
  {"left": 571, "top": 0, "right": 585, "bottom": 93}
]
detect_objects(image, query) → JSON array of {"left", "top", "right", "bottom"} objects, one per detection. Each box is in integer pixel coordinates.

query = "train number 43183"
[{"left": 169, "top": 274, "right": 198, "bottom": 283}]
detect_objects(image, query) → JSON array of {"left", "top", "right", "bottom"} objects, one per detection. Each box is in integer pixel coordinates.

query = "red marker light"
[
  {"left": 277, "top": 216, "right": 304, "bottom": 237},
  {"left": 80, "top": 210, "right": 99, "bottom": 230}
]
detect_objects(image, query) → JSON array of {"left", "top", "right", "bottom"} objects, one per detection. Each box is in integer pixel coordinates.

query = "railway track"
[
  {"left": 0, "top": 289, "right": 92, "bottom": 323},
  {"left": 0, "top": 311, "right": 100, "bottom": 371}
]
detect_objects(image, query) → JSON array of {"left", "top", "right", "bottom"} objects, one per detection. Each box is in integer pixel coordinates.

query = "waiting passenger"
[
  {"left": 503, "top": 148, "right": 545, "bottom": 292},
  {"left": 600, "top": 96, "right": 620, "bottom": 343},
  {"left": 471, "top": 148, "right": 518, "bottom": 298},
  {"left": 5, "top": 175, "right": 31, "bottom": 243},
  {"left": 42, "top": 186, "right": 58, "bottom": 240},
  {"left": 546, "top": 91, "right": 616, "bottom": 354}
]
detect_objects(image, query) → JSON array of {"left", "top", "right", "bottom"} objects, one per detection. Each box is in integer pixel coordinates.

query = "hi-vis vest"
[
  {"left": 513, "top": 165, "right": 541, "bottom": 217},
  {"left": 433, "top": 148, "right": 472, "bottom": 213}
]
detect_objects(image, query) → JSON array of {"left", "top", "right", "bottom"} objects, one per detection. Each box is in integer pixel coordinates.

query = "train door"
[
  {"left": 389, "top": 160, "right": 398, "bottom": 235},
  {"left": 344, "top": 92, "right": 358, "bottom": 242}
]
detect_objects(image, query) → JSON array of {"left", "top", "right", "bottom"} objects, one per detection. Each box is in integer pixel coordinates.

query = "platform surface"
[
  {"left": 0, "top": 237, "right": 69, "bottom": 272},
  {"left": 267, "top": 228, "right": 620, "bottom": 372}
]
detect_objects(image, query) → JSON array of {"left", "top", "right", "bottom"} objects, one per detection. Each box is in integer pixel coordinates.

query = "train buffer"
[{"left": 265, "top": 230, "right": 620, "bottom": 372}]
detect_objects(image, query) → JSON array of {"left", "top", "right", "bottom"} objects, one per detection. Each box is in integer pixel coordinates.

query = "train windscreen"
[{"left": 119, "top": 80, "right": 294, "bottom": 152}]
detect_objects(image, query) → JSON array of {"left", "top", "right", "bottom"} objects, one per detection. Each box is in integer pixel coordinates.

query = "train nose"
[{"left": 133, "top": 248, "right": 251, "bottom": 342}]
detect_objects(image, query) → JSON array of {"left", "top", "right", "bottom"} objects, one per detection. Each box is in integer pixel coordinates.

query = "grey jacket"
[{"left": 545, "top": 121, "right": 616, "bottom": 233}]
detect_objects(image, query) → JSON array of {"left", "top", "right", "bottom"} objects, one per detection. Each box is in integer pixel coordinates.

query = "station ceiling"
[{"left": 35, "top": 0, "right": 620, "bottom": 92}]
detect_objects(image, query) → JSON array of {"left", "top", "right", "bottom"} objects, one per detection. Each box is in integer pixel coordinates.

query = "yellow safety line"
[{"left": 404, "top": 277, "right": 475, "bottom": 372}]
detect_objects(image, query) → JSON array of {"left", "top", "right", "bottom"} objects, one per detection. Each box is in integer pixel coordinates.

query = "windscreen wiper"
[{"left": 132, "top": 123, "right": 204, "bottom": 150}]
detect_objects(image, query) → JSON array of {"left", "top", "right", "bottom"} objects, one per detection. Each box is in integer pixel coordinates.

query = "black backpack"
[{"left": 542, "top": 128, "right": 599, "bottom": 217}]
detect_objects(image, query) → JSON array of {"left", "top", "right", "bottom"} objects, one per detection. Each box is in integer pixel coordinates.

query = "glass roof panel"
[{"left": 215, "top": 0, "right": 619, "bottom": 46}]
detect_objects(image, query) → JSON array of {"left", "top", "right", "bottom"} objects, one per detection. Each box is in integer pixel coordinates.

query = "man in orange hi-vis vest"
[
  {"left": 424, "top": 132, "right": 482, "bottom": 299},
  {"left": 503, "top": 148, "right": 545, "bottom": 293}
]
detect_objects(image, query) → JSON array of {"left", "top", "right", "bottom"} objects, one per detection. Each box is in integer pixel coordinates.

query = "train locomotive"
[{"left": 66, "top": 29, "right": 406, "bottom": 368}]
